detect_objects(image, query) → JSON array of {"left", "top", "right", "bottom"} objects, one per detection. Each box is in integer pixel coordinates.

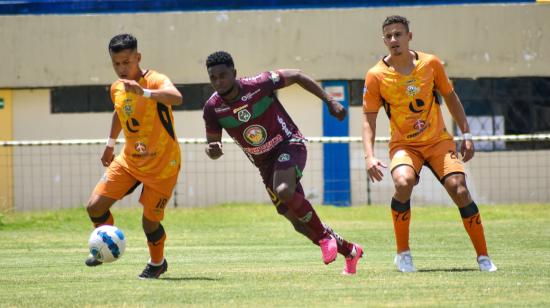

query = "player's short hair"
[
  {"left": 382, "top": 15, "right": 410, "bottom": 32},
  {"left": 108, "top": 34, "right": 138, "bottom": 53},
  {"left": 206, "top": 51, "right": 234, "bottom": 69}
]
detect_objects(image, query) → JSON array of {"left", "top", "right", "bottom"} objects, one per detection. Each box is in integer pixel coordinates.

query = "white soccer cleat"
[
  {"left": 394, "top": 250, "right": 417, "bottom": 272},
  {"left": 477, "top": 255, "right": 498, "bottom": 272}
]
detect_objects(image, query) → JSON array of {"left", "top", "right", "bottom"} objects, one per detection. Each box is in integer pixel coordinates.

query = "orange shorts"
[
  {"left": 389, "top": 139, "right": 465, "bottom": 183},
  {"left": 93, "top": 160, "right": 178, "bottom": 222}
]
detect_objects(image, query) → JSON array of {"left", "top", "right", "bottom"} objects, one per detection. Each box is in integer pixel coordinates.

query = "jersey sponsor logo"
[
  {"left": 277, "top": 115, "right": 292, "bottom": 137},
  {"left": 278, "top": 153, "right": 290, "bottom": 162},
  {"left": 243, "top": 134, "right": 283, "bottom": 155},
  {"left": 126, "top": 118, "right": 140, "bottom": 133},
  {"left": 237, "top": 109, "right": 251, "bottom": 122},
  {"left": 215, "top": 106, "right": 231, "bottom": 113},
  {"left": 135, "top": 141, "right": 147, "bottom": 153},
  {"left": 406, "top": 121, "right": 431, "bottom": 139},
  {"left": 408, "top": 99, "right": 425, "bottom": 113},
  {"left": 269, "top": 71, "right": 280, "bottom": 84},
  {"left": 242, "top": 74, "right": 263, "bottom": 82},
  {"left": 243, "top": 125, "right": 267, "bottom": 146},
  {"left": 233, "top": 104, "right": 248, "bottom": 113},
  {"left": 241, "top": 89, "right": 261, "bottom": 102},
  {"left": 413, "top": 119, "right": 426, "bottom": 131}
]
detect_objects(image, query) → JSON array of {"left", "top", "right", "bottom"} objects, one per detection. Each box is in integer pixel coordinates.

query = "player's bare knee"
[
  {"left": 142, "top": 216, "right": 160, "bottom": 234},
  {"left": 445, "top": 176, "right": 471, "bottom": 204},
  {"left": 86, "top": 199, "right": 100, "bottom": 216},
  {"left": 394, "top": 175, "right": 415, "bottom": 193},
  {"left": 276, "top": 183, "right": 294, "bottom": 203},
  {"left": 454, "top": 184, "right": 471, "bottom": 204}
]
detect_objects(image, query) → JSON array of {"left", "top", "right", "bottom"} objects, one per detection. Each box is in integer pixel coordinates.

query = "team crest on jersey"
[
  {"left": 406, "top": 83, "right": 420, "bottom": 97},
  {"left": 135, "top": 141, "right": 147, "bottom": 153},
  {"left": 243, "top": 125, "right": 267, "bottom": 146},
  {"left": 238, "top": 109, "right": 252, "bottom": 122},
  {"left": 123, "top": 98, "right": 134, "bottom": 116},
  {"left": 278, "top": 153, "right": 290, "bottom": 162},
  {"left": 123, "top": 104, "right": 133, "bottom": 116}
]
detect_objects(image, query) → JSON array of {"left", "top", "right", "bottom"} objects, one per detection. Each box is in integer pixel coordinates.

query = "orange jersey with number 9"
[
  {"left": 110, "top": 70, "right": 180, "bottom": 180},
  {"left": 363, "top": 51, "right": 454, "bottom": 148}
]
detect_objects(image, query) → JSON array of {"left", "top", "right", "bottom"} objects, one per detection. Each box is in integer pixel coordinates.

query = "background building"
[{"left": 0, "top": 0, "right": 549, "bottom": 210}]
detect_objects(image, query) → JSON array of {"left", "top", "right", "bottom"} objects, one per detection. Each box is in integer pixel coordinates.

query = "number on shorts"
[
  {"left": 449, "top": 150, "right": 459, "bottom": 160},
  {"left": 155, "top": 198, "right": 168, "bottom": 209}
]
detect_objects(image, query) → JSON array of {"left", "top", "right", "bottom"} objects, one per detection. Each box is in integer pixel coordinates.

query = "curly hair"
[
  {"left": 206, "top": 51, "right": 234, "bottom": 69},
  {"left": 382, "top": 15, "right": 410, "bottom": 32},
  {"left": 108, "top": 33, "right": 138, "bottom": 53}
]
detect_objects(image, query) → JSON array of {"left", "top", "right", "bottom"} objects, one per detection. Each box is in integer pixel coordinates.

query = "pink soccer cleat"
[
  {"left": 319, "top": 234, "right": 338, "bottom": 265},
  {"left": 342, "top": 244, "right": 364, "bottom": 275}
]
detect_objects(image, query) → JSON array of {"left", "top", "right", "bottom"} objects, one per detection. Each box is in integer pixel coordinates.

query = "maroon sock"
[
  {"left": 286, "top": 190, "right": 326, "bottom": 242},
  {"left": 323, "top": 224, "right": 354, "bottom": 257}
]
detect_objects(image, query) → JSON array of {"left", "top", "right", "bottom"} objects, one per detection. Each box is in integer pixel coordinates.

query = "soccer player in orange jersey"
[
  {"left": 362, "top": 16, "right": 497, "bottom": 272},
  {"left": 85, "top": 34, "right": 182, "bottom": 279}
]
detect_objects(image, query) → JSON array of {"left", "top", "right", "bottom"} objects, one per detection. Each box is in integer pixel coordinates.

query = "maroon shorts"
[
  {"left": 258, "top": 141, "right": 307, "bottom": 212},
  {"left": 258, "top": 141, "right": 307, "bottom": 188}
]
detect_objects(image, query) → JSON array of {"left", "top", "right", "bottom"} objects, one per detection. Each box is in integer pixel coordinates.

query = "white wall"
[{"left": 1, "top": 4, "right": 549, "bottom": 88}]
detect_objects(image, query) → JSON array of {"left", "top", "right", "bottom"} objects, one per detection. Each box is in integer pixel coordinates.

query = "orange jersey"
[
  {"left": 110, "top": 70, "right": 180, "bottom": 180},
  {"left": 363, "top": 51, "right": 454, "bottom": 147}
]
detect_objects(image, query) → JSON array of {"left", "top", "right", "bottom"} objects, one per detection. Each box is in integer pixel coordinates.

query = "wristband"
[
  {"left": 463, "top": 133, "right": 472, "bottom": 141},
  {"left": 142, "top": 89, "right": 152, "bottom": 98},
  {"left": 106, "top": 138, "right": 116, "bottom": 148}
]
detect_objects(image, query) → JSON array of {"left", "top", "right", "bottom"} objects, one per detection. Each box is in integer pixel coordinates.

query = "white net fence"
[{"left": 1, "top": 134, "right": 550, "bottom": 212}]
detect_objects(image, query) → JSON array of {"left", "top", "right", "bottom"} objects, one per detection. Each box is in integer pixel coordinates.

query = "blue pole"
[{"left": 321, "top": 81, "right": 350, "bottom": 206}]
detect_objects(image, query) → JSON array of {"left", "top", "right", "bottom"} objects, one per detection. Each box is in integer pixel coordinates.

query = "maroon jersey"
[{"left": 203, "top": 70, "right": 305, "bottom": 167}]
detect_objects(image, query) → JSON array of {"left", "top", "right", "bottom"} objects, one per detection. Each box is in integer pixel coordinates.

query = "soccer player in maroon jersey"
[{"left": 203, "top": 51, "right": 363, "bottom": 275}]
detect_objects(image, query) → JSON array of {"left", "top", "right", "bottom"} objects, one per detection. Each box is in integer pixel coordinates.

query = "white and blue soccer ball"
[{"left": 88, "top": 225, "right": 126, "bottom": 263}]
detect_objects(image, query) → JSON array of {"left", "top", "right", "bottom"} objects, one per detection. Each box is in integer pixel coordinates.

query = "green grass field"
[{"left": 1, "top": 204, "right": 549, "bottom": 307}]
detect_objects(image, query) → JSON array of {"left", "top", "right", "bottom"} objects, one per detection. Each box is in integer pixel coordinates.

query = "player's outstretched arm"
[
  {"left": 101, "top": 111, "right": 122, "bottom": 167},
  {"left": 278, "top": 69, "right": 347, "bottom": 121},
  {"left": 362, "top": 112, "right": 387, "bottom": 182},
  {"left": 119, "top": 79, "right": 183, "bottom": 106},
  {"left": 442, "top": 91, "right": 475, "bottom": 162},
  {"left": 205, "top": 132, "right": 224, "bottom": 160}
]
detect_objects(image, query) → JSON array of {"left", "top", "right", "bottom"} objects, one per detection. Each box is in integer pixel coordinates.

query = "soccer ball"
[{"left": 88, "top": 225, "right": 126, "bottom": 263}]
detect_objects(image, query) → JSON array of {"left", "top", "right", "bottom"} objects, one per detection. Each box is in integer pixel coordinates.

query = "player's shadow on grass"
[
  {"left": 161, "top": 277, "right": 221, "bottom": 281},
  {"left": 418, "top": 268, "right": 478, "bottom": 273}
]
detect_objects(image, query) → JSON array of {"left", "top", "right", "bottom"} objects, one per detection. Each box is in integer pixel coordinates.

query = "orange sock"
[
  {"left": 90, "top": 210, "right": 114, "bottom": 228},
  {"left": 146, "top": 224, "right": 166, "bottom": 265},
  {"left": 391, "top": 198, "right": 411, "bottom": 253},
  {"left": 459, "top": 202, "right": 488, "bottom": 257}
]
